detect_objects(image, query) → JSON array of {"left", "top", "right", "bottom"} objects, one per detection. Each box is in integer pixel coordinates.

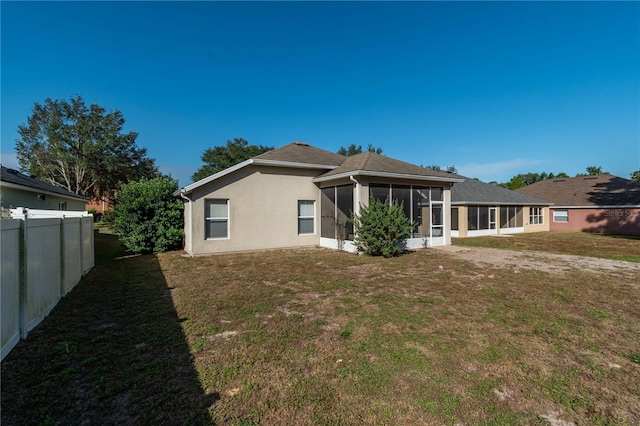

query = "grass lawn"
[
  {"left": 453, "top": 231, "right": 640, "bottom": 263},
  {"left": 2, "top": 233, "right": 639, "bottom": 425}
]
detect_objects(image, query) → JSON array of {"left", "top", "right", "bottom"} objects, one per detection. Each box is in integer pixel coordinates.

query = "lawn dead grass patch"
[{"left": 2, "top": 233, "right": 639, "bottom": 425}]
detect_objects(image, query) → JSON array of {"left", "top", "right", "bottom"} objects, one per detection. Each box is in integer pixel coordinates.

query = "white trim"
[
  {"left": 468, "top": 229, "right": 497, "bottom": 237},
  {"left": 500, "top": 226, "right": 524, "bottom": 234},
  {"left": 204, "top": 199, "right": 229, "bottom": 240},
  {"left": 551, "top": 205, "right": 640, "bottom": 209},
  {"left": 177, "top": 159, "right": 254, "bottom": 196},
  {"left": 252, "top": 159, "right": 339, "bottom": 170},
  {"left": 319, "top": 237, "right": 357, "bottom": 253},
  {"left": 553, "top": 209, "right": 569, "bottom": 223},
  {"left": 297, "top": 200, "right": 316, "bottom": 235},
  {"left": 313, "top": 170, "right": 464, "bottom": 184},
  {"left": 452, "top": 201, "right": 551, "bottom": 206}
]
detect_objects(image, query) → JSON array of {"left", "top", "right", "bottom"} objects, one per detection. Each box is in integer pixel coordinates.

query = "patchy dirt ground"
[{"left": 435, "top": 245, "right": 640, "bottom": 284}]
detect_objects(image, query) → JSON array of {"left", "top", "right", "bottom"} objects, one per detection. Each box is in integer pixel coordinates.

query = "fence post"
[
  {"left": 18, "top": 212, "right": 28, "bottom": 340},
  {"left": 60, "top": 217, "right": 65, "bottom": 297}
]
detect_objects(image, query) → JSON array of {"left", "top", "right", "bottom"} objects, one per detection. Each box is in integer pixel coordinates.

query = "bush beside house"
[
  {"left": 351, "top": 197, "right": 415, "bottom": 257},
  {"left": 113, "top": 177, "right": 184, "bottom": 254}
]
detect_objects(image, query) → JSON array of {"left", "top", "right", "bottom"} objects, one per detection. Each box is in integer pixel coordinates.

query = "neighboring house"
[
  {"left": 451, "top": 177, "right": 551, "bottom": 237},
  {"left": 516, "top": 174, "right": 640, "bottom": 236},
  {"left": 86, "top": 193, "right": 115, "bottom": 221},
  {"left": 1, "top": 166, "right": 88, "bottom": 211},
  {"left": 174, "top": 142, "right": 463, "bottom": 256}
]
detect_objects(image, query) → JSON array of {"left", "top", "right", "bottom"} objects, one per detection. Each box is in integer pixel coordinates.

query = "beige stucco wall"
[
  {"left": 1, "top": 186, "right": 87, "bottom": 211},
  {"left": 453, "top": 205, "right": 469, "bottom": 238},
  {"left": 186, "top": 166, "right": 323, "bottom": 255},
  {"left": 523, "top": 206, "right": 550, "bottom": 233}
]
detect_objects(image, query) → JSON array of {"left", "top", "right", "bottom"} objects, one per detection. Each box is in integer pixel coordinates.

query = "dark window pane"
[
  {"left": 500, "top": 206, "right": 509, "bottom": 228},
  {"left": 431, "top": 187, "right": 443, "bottom": 201},
  {"left": 451, "top": 207, "right": 459, "bottom": 231},
  {"left": 392, "top": 185, "right": 411, "bottom": 220},
  {"left": 479, "top": 207, "right": 489, "bottom": 230},
  {"left": 321, "top": 187, "right": 335, "bottom": 239},
  {"left": 515, "top": 207, "right": 523, "bottom": 227},
  {"left": 299, "top": 218, "right": 314, "bottom": 234},
  {"left": 337, "top": 185, "right": 354, "bottom": 241},
  {"left": 413, "top": 187, "right": 429, "bottom": 236},
  {"left": 370, "top": 184, "right": 390, "bottom": 204},
  {"left": 432, "top": 205, "right": 443, "bottom": 226},
  {"left": 468, "top": 206, "right": 478, "bottom": 230},
  {"left": 206, "top": 220, "right": 227, "bottom": 239}
]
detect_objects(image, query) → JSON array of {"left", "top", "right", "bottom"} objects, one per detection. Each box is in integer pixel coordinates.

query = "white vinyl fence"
[{"left": 1, "top": 208, "right": 94, "bottom": 361}]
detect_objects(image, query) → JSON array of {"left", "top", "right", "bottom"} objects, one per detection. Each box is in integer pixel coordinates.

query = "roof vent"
[{"left": 293, "top": 142, "right": 309, "bottom": 146}]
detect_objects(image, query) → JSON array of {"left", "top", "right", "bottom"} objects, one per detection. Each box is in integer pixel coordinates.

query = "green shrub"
[
  {"left": 350, "top": 197, "right": 415, "bottom": 257},
  {"left": 102, "top": 209, "right": 116, "bottom": 223},
  {"left": 113, "top": 177, "right": 183, "bottom": 254}
]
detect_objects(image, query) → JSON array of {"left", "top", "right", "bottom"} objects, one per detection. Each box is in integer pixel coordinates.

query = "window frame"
[
  {"left": 298, "top": 200, "right": 315, "bottom": 235},
  {"left": 553, "top": 209, "right": 569, "bottom": 223},
  {"left": 529, "top": 207, "right": 543, "bottom": 225},
  {"left": 205, "top": 199, "right": 229, "bottom": 240}
]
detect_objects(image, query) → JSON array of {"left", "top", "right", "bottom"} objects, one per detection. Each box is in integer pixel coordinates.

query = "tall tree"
[
  {"left": 585, "top": 166, "right": 606, "bottom": 176},
  {"left": 192, "top": 138, "right": 273, "bottom": 182},
  {"left": 15, "top": 95, "right": 158, "bottom": 198},
  {"left": 337, "top": 144, "right": 383, "bottom": 156}
]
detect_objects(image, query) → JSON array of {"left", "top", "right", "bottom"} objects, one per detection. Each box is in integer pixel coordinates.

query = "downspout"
[{"left": 179, "top": 191, "right": 193, "bottom": 256}]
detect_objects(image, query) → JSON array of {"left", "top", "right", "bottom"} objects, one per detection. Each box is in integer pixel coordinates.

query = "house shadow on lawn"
[{"left": 1, "top": 234, "right": 217, "bottom": 425}]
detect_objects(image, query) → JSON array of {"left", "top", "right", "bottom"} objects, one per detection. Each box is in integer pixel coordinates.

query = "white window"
[
  {"left": 529, "top": 207, "right": 543, "bottom": 225},
  {"left": 298, "top": 200, "right": 315, "bottom": 234},
  {"left": 553, "top": 209, "right": 569, "bottom": 223},
  {"left": 205, "top": 199, "right": 229, "bottom": 239}
]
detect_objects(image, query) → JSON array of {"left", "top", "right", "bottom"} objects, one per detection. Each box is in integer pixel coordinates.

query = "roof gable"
[
  {"left": 254, "top": 142, "right": 346, "bottom": 166},
  {"left": 315, "top": 152, "right": 463, "bottom": 182},
  {"left": 515, "top": 174, "right": 640, "bottom": 207},
  {"left": 451, "top": 177, "right": 550, "bottom": 205},
  {"left": 1, "top": 166, "right": 89, "bottom": 201}
]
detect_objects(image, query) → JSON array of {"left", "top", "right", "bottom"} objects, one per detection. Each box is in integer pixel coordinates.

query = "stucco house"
[
  {"left": 174, "top": 142, "right": 463, "bottom": 256},
  {"left": 516, "top": 174, "right": 640, "bottom": 236},
  {"left": 450, "top": 177, "right": 551, "bottom": 237},
  {"left": 1, "top": 166, "right": 88, "bottom": 211}
]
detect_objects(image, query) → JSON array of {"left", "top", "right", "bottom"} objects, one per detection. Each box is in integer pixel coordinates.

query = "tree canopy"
[
  {"left": 337, "top": 144, "right": 382, "bottom": 156},
  {"left": 576, "top": 166, "right": 608, "bottom": 177},
  {"left": 424, "top": 165, "right": 457, "bottom": 173},
  {"left": 191, "top": 138, "right": 273, "bottom": 182},
  {"left": 631, "top": 170, "right": 640, "bottom": 182},
  {"left": 15, "top": 96, "right": 158, "bottom": 199}
]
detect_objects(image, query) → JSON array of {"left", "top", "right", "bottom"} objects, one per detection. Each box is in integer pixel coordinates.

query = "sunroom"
[{"left": 315, "top": 177, "right": 460, "bottom": 252}]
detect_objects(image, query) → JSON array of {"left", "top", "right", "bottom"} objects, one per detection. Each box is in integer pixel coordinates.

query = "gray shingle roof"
[
  {"left": 516, "top": 174, "right": 640, "bottom": 206},
  {"left": 254, "top": 142, "right": 345, "bottom": 167},
  {"left": 452, "top": 177, "right": 551, "bottom": 205},
  {"left": 317, "top": 151, "right": 461, "bottom": 181},
  {"left": 1, "top": 166, "right": 89, "bottom": 201}
]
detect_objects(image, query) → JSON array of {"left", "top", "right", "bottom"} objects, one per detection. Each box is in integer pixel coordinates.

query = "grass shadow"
[{"left": 1, "top": 234, "right": 217, "bottom": 424}]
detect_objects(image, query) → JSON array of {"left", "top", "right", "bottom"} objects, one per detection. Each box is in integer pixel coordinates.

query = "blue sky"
[{"left": 2, "top": 1, "right": 638, "bottom": 188}]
